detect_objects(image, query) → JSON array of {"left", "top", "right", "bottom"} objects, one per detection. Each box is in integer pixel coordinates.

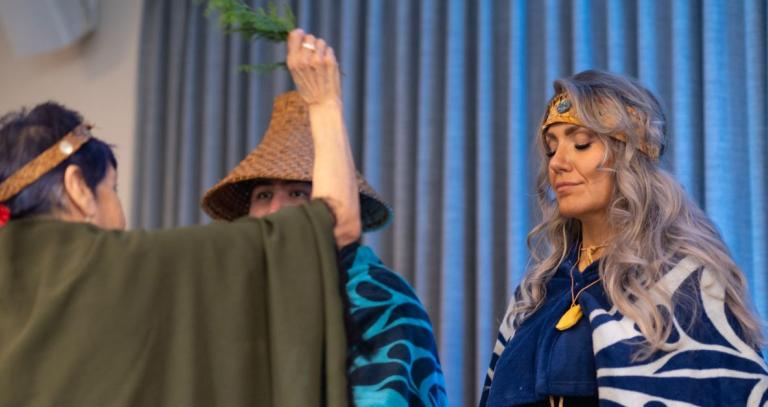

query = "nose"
[
  {"left": 548, "top": 147, "right": 572, "bottom": 173},
  {"left": 267, "top": 193, "right": 289, "bottom": 215}
]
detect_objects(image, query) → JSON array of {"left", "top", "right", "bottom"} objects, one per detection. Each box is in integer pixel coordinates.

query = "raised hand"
[
  {"left": 284, "top": 28, "right": 360, "bottom": 246},
  {"left": 286, "top": 29, "right": 341, "bottom": 106}
]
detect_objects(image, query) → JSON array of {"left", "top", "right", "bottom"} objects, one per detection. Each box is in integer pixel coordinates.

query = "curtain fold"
[
  {"left": 134, "top": 1, "right": 768, "bottom": 404},
  {"left": 744, "top": 0, "right": 767, "bottom": 317}
]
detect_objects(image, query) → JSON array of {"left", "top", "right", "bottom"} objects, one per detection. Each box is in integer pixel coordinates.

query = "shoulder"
[
  {"left": 345, "top": 245, "right": 421, "bottom": 302},
  {"left": 654, "top": 256, "right": 705, "bottom": 296}
]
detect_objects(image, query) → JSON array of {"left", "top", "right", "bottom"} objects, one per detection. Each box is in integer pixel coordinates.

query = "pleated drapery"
[{"left": 134, "top": 1, "right": 768, "bottom": 404}]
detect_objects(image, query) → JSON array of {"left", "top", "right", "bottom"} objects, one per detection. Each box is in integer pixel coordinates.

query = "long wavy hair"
[{"left": 510, "top": 70, "right": 763, "bottom": 358}]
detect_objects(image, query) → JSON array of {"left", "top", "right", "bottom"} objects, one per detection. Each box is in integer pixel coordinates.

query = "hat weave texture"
[{"left": 202, "top": 91, "right": 391, "bottom": 231}]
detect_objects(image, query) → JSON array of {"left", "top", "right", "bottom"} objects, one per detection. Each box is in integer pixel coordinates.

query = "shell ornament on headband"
[
  {"left": 542, "top": 94, "right": 583, "bottom": 131},
  {"left": 541, "top": 93, "right": 661, "bottom": 160}
]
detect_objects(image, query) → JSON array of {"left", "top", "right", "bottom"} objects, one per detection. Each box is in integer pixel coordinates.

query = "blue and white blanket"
[
  {"left": 340, "top": 244, "right": 447, "bottom": 406},
  {"left": 481, "top": 256, "right": 768, "bottom": 406}
]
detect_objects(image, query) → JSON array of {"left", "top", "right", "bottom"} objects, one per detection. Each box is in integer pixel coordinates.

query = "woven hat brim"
[
  {"left": 202, "top": 172, "right": 391, "bottom": 232},
  {"left": 200, "top": 91, "right": 392, "bottom": 231}
]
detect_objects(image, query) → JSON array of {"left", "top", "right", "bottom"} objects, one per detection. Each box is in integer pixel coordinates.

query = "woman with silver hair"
[{"left": 480, "top": 70, "right": 767, "bottom": 406}]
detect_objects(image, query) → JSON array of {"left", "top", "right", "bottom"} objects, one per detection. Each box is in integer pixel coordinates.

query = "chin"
[
  {"left": 555, "top": 201, "right": 592, "bottom": 219},
  {"left": 554, "top": 199, "right": 577, "bottom": 217},
  {"left": 557, "top": 202, "right": 609, "bottom": 221}
]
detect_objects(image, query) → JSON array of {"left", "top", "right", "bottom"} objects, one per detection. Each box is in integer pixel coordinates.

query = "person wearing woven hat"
[
  {"left": 0, "top": 29, "right": 358, "bottom": 406},
  {"left": 480, "top": 70, "right": 767, "bottom": 407},
  {"left": 202, "top": 37, "right": 446, "bottom": 407}
]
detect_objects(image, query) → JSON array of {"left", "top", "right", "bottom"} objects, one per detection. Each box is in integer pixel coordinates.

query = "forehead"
[
  {"left": 250, "top": 179, "right": 312, "bottom": 189},
  {"left": 543, "top": 124, "right": 593, "bottom": 139}
]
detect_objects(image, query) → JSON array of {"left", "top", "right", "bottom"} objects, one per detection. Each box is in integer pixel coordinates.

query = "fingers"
[
  {"left": 322, "top": 45, "right": 336, "bottom": 68},
  {"left": 314, "top": 38, "right": 327, "bottom": 59},
  {"left": 287, "top": 29, "right": 304, "bottom": 58},
  {"left": 302, "top": 34, "right": 317, "bottom": 55},
  {"left": 303, "top": 35, "right": 323, "bottom": 66},
  {"left": 287, "top": 30, "right": 334, "bottom": 67},
  {"left": 286, "top": 29, "right": 341, "bottom": 105}
]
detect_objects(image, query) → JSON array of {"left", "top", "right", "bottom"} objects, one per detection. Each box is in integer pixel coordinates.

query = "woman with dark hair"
[
  {"left": 0, "top": 103, "right": 125, "bottom": 229},
  {"left": 480, "top": 70, "right": 767, "bottom": 406},
  {"left": 0, "top": 29, "right": 356, "bottom": 406}
]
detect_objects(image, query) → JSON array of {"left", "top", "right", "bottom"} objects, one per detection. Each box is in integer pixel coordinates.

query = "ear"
[{"left": 62, "top": 164, "right": 96, "bottom": 220}]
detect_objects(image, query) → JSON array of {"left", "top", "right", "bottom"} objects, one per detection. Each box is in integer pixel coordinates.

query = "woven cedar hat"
[{"left": 201, "top": 91, "right": 392, "bottom": 231}]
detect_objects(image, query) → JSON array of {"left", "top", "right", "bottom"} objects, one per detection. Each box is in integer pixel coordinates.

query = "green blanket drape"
[{"left": 0, "top": 201, "right": 347, "bottom": 406}]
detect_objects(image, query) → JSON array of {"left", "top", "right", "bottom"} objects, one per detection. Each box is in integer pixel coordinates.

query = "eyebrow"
[
  {"left": 250, "top": 180, "right": 275, "bottom": 187},
  {"left": 564, "top": 125, "right": 581, "bottom": 135},
  {"left": 545, "top": 125, "right": 593, "bottom": 140},
  {"left": 281, "top": 181, "right": 312, "bottom": 188},
  {"left": 251, "top": 180, "right": 312, "bottom": 188}
]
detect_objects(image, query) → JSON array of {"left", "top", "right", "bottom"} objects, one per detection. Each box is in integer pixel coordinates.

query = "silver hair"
[{"left": 509, "top": 70, "right": 763, "bottom": 358}]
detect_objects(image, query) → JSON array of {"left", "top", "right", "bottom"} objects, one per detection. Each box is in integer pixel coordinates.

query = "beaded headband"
[
  {"left": 0, "top": 124, "right": 93, "bottom": 203},
  {"left": 541, "top": 93, "right": 661, "bottom": 160}
]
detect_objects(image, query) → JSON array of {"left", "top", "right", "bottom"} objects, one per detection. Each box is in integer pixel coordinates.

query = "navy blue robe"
[{"left": 481, "top": 249, "right": 768, "bottom": 406}]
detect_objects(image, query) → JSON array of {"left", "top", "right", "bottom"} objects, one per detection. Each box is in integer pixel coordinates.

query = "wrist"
[{"left": 307, "top": 97, "right": 343, "bottom": 110}]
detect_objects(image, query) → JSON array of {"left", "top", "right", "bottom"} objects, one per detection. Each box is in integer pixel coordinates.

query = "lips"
[{"left": 554, "top": 182, "right": 581, "bottom": 193}]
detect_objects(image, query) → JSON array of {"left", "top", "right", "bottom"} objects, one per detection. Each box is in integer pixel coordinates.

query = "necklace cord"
[{"left": 570, "top": 242, "right": 606, "bottom": 306}]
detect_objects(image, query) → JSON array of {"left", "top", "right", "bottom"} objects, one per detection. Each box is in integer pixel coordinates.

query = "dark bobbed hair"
[{"left": 0, "top": 102, "right": 117, "bottom": 219}]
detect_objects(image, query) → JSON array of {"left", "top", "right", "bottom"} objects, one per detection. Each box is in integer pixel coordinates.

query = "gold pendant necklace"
[
  {"left": 580, "top": 243, "right": 606, "bottom": 266},
  {"left": 555, "top": 302, "right": 585, "bottom": 331},
  {"left": 554, "top": 278, "right": 602, "bottom": 330},
  {"left": 555, "top": 243, "right": 606, "bottom": 331}
]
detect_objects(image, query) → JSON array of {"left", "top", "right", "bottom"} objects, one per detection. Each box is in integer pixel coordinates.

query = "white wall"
[{"left": 0, "top": 0, "right": 142, "bottom": 224}]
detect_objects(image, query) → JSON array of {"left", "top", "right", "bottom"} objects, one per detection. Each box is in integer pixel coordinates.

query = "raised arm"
[{"left": 286, "top": 29, "right": 361, "bottom": 247}]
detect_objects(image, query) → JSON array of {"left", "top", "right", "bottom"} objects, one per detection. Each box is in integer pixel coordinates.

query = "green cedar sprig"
[
  {"left": 238, "top": 62, "right": 287, "bottom": 74},
  {"left": 204, "top": 0, "right": 296, "bottom": 72}
]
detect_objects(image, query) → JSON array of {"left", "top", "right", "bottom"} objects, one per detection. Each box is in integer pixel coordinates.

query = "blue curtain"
[{"left": 134, "top": 0, "right": 767, "bottom": 404}]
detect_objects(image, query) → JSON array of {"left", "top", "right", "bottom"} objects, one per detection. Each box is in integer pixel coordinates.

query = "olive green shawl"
[{"left": 0, "top": 201, "right": 347, "bottom": 406}]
